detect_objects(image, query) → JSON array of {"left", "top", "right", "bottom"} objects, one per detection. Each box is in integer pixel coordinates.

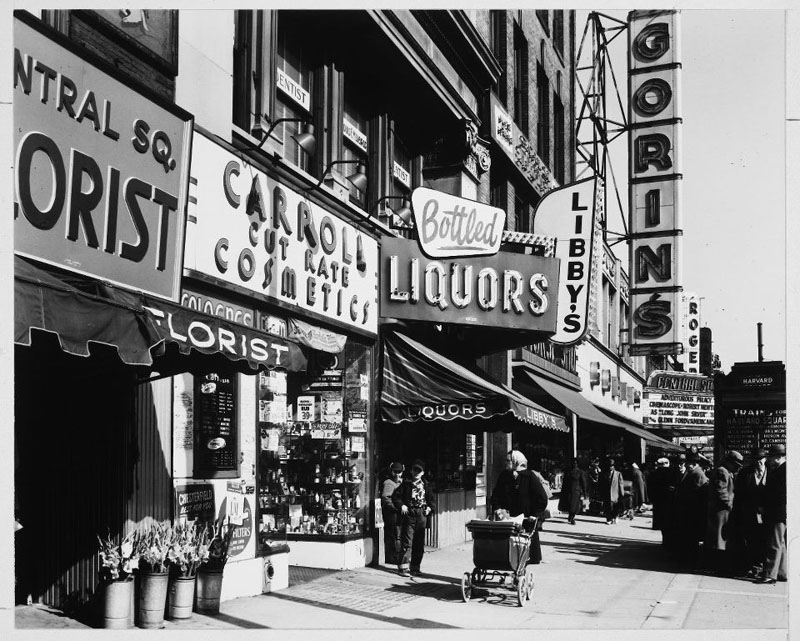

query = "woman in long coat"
[
  {"left": 558, "top": 458, "right": 588, "bottom": 525},
  {"left": 490, "top": 450, "right": 549, "bottom": 564}
]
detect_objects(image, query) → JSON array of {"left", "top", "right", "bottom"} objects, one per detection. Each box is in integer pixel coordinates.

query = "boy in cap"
[{"left": 392, "top": 459, "right": 434, "bottom": 577}]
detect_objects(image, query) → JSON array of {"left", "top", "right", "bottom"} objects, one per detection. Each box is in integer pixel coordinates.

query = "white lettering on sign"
[
  {"left": 677, "top": 292, "right": 700, "bottom": 373},
  {"left": 276, "top": 68, "right": 310, "bottom": 112},
  {"left": 628, "top": 10, "right": 682, "bottom": 355},
  {"left": 410, "top": 187, "right": 504, "bottom": 258},
  {"left": 393, "top": 162, "right": 411, "bottom": 188},
  {"left": 342, "top": 118, "right": 368, "bottom": 153},
  {"left": 532, "top": 177, "right": 598, "bottom": 345}
]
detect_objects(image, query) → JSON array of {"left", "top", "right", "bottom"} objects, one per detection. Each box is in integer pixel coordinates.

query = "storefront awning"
[
  {"left": 381, "top": 331, "right": 568, "bottom": 432},
  {"left": 15, "top": 256, "right": 307, "bottom": 375},
  {"left": 515, "top": 369, "right": 682, "bottom": 452}
]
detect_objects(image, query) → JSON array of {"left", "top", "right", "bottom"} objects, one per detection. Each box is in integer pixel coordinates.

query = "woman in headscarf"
[{"left": 489, "top": 450, "right": 549, "bottom": 564}]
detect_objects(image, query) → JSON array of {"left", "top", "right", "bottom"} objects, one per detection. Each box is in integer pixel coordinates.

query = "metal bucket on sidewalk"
[
  {"left": 101, "top": 578, "right": 134, "bottom": 629},
  {"left": 195, "top": 569, "right": 223, "bottom": 614},
  {"left": 137, "top": 571, "right": 169, "bottom": 628},
  {"left": 167, "top": 575, "right": 196, "bottom": 619}
]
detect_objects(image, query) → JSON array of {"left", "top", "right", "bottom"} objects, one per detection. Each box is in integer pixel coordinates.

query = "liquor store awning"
[
  {"left": 14, "top": 256, "right": 307, "bottom": 375},
  {"left": 380, "top": 330, "right": 568, "bottom": 432},
  {"left": 515, "top": 369, "right": 682, "bottom": 452}
]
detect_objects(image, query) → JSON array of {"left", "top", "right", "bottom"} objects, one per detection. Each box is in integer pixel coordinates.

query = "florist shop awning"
[
  {"left": 14, "top": 255, "right": 307, "bottom": 375},
  {"left": 380, "top": 330, "right": 568, "bottom": 432}
]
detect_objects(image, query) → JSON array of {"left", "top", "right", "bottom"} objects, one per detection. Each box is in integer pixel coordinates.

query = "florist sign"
[
  {"left": 13, "top": 14, "right": 193, "bottom": 301},
  {"left": 185, "top": 131, "right": 378, "bottom": 335}
]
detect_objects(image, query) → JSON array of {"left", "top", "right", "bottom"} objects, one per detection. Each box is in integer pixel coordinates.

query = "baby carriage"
[
  {"left": 461, "top": 516, "right": 537, "bottom": 607},
  {"left": 620, "top": 480, "right": 634, "bottom": 520}
]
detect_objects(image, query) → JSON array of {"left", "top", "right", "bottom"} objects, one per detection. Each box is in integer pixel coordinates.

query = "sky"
[{"left": 585, "top": 9, "right": 787, "bottom": 371}]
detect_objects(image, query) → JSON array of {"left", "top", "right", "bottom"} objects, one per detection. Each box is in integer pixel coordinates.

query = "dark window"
[
  {"left": 553, "top": 10, "right": 565, "bottom": 57},
  {"left": 514, "top": 194, "right": 529, "bottom": 233},
  {"left": 490, "top": 10, "right": 507, "bottom": 104},
  {"left": 536, "top": 10, "right": 550, "bottom": 35},
  {"left": 537, "top": 63, "right": 550, "bottom": 168},
  {"left": 342, "top": 82, "right": 369, "bottom": 208},
  {"left": 275, "top": 14, "right": 314, "bottom": 171},
  {"left": 232, "top": 11, "right": 254, "bottom": 132},
  {"left": 513, "top": 25, "right": 529, "bottom": 131},
  {"left": 554, "top": 93, "right": 565, "bottom": 183}
]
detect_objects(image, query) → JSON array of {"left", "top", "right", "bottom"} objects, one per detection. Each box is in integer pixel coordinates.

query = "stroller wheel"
[
  {"left": 525, "top": 566, "right": 535, "bottom": 599},
  {"left": 516, "top": 575, "right": 527, "bottom": 607},
  {"left": 461, "top": 572, "right": 472, "bottom": 602}
]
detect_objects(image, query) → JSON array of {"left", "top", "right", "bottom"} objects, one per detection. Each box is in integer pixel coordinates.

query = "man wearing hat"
[
  {"left": 380, "top": 462, "right": 405, "bottom": 565},
  {"left": 392, "top": 459, "right": 434, "bottom": 577},
  {"left": 673, "top": 451, "right": 708, "bottom": 567},
  {"left": 704, "top": 450, "right": 744, "bottom": 575},
  {"left": 758, "top": 444, "right": 786, "bottom": 584},
  {"left": 732, "top": 448, "right": 770, "bottom": 578}
]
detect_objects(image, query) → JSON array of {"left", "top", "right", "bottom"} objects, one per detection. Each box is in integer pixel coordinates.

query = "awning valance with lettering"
[
  {"left": 515, "top": 368, "right": 682, "bottom": 452},
  {"left": 380, "top": 330, "right": 568, "bottom": 432},
  {"left": 14, "top": 256, "right": 307, "bottom": 375}
]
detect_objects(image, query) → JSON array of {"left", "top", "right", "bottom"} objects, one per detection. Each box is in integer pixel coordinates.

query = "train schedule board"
[{"left": 713, "top": 361, "right": 785, "bottom": 464}]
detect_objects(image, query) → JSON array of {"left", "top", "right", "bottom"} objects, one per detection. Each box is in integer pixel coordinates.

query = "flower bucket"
[
  {"left": 195, "top": 568, "right": 224, "bottom": 614},
  {"left": 102, "top": 578, "right": 134, "bottom": 629},
  {"left": 137, "top": 570, "right": 169, "bottom": 629},
  {"left": 167, "top": 575, "right": 196, "bottom": 620}
]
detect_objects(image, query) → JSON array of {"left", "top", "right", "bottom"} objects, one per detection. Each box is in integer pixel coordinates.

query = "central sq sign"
[{"left": 380, "top": 237, "right": 559, "bottom": 332}]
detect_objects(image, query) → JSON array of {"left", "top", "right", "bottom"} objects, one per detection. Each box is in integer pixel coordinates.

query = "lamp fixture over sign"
[
  {"left": 315, "top": 159, "right": 367, "bottom": 192},
  {"left": 374, "top": 196, "right": 413, "bottom": 229},
  {"left": 255, "top": 115, "right": 316, "bottom": 156},
  {"left": 589, "top": 362, "right": 600, "bottom": 387},
  {"left": 601, "top": 369, "right": 611, "bottom": 393}
]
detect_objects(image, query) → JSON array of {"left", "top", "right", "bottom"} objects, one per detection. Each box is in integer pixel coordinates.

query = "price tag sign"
[{"left": 297, "top": 395, "right": 315, "bottom": 423}]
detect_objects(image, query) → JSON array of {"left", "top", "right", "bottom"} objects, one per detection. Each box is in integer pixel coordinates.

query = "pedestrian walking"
[
  {"left": 630, "top": 462, "right": 648, "bottom": 513},
  {"left": 757, "top": 444, "right": 786, "bottom": 584},
  {"left": 599, "top": 457, "right": 626, "bottom": 525},
  {"left": 673, "top": 451, "right": 708, "bottom": 568},
  {"left": 392, "top": 459, "right": 434, "bottom": 577},
  {"left": 558, "top": 458, "right": 588, "bottom": 525},
  {"left": 731, "top": 448, "right": 769, "bottom": 578},
  {"left": 489, "top": 449, "right": 548, "bottom": 564},
  {"left": 649, "top": 458, "right": 676, "bottom": 544},
  {"left": 380, "top": 461, "right": 405, "bottom": 565},
  {"left": 704, "top": 450, "right": 743, "bottom": 575}
]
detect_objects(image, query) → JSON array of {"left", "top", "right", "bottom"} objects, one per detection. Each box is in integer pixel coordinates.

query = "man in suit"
[
  {"left": 757, "top": 444, "right": 786, "bottom": 584},
  {"left": 674, "top": 451, "right": 708, "bottom": 568},
  {"left": 704, "top": 450, "right": 743, "bottom": 575},
  {"left": 732, "top": 448, "right": 769, "bottom": 578}
]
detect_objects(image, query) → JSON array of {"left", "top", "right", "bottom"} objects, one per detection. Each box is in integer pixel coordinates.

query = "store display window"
[{"left": 257, "top": 339, "right": 372, "bottom": 542}]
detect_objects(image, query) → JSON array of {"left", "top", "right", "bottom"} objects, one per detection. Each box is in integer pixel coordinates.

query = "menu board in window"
[{"left": 194, "top": 372, "right": 237, "bottom": 474}]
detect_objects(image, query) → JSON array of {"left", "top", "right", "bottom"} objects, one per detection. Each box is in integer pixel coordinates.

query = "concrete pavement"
[{"left": 12, "top": 509, "right": 790, "bottom": 635}]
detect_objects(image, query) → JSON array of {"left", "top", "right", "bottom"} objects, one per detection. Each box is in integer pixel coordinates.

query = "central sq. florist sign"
[
  {"left": 380, "top": 237, "right": 558, "bottom": 332},
  {"left": 185, "top": 131, "right": 378, "bottom": 335}
]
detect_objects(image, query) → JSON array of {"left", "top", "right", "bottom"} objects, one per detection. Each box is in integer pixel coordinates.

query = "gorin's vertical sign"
[{"left": 627, "top": 10, "right": 683, "bottom": 355}]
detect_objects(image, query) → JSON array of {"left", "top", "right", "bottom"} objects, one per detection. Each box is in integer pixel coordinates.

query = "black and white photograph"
[{"left": 6, "top": 3, "right": 795, "bottom": 639}]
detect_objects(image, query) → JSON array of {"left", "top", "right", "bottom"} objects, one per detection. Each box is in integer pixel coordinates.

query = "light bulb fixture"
[
  {"left": 255, "top": 115, "right": 316, "bottom": 156},
  {"left": 374, "top": 196, "right": 413, "bottom": 229},
  {"left": 315, "top": 159, "right": 368, "bottom": 192}
]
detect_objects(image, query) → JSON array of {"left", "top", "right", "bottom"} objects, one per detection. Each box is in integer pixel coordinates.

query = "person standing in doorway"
[
  {"left": 758, "top": 444, "right": 786, "bottom": 584},
  {"left": 558, "top": 458, "right": 588, "bottom": 525},
  {"left": 380, "top": 461, "right": 404, "bottom": 565},
  {"left": 599, "top": 458, "right": 626, "bottom": 525},
  {"left": 392, "top": 459, "right": 434, "bottom": 578}
]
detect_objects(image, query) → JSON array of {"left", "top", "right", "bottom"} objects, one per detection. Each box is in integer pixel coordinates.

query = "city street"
[{"left": 14, "top": 509, "right": 789, "bottom": 633}]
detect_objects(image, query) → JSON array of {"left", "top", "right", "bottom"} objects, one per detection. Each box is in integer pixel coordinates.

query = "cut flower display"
[
  {"left": 168, "top": 521, "right": 211, "bottom": 578},
  {"left": 97, "top": 530, "right": 139, "bottom": 582}
]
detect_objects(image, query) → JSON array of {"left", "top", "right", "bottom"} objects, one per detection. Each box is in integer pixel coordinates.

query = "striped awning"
[{"left": 380, "top": 331, "right": 568, "bottom": 432}]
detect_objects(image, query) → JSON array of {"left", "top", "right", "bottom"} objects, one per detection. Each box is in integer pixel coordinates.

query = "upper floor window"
[
  {"left": 490, "top": 10, "right": 507, "bottom": 105},
  {"left": 513, "top": 25, "right": 529, "bottom": 131},
  {"left": 537, "top": 63, "right": 550, "bottom": 168},
  {"left": 536, "top": 10, "right": 550, "bottom": 35},
  {"left": 342, "top": 81, "right": 369, "bottom": 208},
  {"left": 553, "top": 11, "right": 565, "bottom": 58},
  {"left": 554, "top": 94, "right": 565, "bottom": 184}
]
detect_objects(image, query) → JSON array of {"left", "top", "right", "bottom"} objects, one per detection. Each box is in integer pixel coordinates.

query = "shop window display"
[{"left": 257, "top": 341, "right": 371, "bottom": 542}]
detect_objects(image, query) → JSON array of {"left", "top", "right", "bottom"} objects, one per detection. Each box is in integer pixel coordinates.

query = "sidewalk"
[{"left": 13, "top": 510, "right": 790, "bottom": 634}]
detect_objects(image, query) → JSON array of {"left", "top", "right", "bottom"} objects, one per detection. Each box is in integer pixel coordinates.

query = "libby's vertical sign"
[{"left": 627, "top": 10, "right": 683, "bottom": 356}]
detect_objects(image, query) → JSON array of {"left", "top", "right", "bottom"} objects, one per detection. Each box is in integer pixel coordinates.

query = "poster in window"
[
  {"left": 321, "top": 393, "right": 343, "bottom": 423},
  {"left": 194, "top": 372, "right": 237, "bottom": 473},
  {"left": 297, "top": 396, "right": 315, "bottom": 422}
]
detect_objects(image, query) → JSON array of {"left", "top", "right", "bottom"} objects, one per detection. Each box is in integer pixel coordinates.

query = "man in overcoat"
[
  {"left": 731, "top": 448, "right": 769, "bottom": 577},
  {"left": 704, "top": 450, "right": 743, "bottom": 575},
  {"left": 558, "top": 458, "right": 588, "bottom": 525},
  {"left": 599, "top": 458, "right": 625, "bottom": 525},
  {"left": 674, "top": 452, "right": 708, "bottom": 567},
  {"left": 758, "top": 444, "right": 787, "bottom": 584}
]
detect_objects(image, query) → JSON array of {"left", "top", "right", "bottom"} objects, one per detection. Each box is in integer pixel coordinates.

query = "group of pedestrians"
[{"left": 649, "top": 444, "right": 787, "bottom": 583}]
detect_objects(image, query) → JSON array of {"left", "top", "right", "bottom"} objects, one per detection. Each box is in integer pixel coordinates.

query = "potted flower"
[
  {"left": 195, "top": 517, "right": 235, "bottom": 614},
  {"left": 134, "top": 520, "right": 173, "bottom": 629},
  {"left": 165, "top": 521, "right": 210, "bottom": 620},
  {"left": 97, "top": 530, "right": 139, "bottom": 629}
]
